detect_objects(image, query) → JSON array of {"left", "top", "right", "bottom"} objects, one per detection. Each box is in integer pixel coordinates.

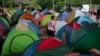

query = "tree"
[{"left": 92, "top": 0, "right": 100, "bottom": 8}]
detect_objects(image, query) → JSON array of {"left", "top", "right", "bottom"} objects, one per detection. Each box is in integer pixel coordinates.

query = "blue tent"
[
  {"left": 15, "top": 9, "right": 23, "bottom": 14},
  {"left": 41, "top": 9, "right": 49, "bottom": 15},
  {"left": 19, "top": 19, "right": 42, "bottom": 35},
  {"left": 23, "top": 40, "right": 41, "bottom": 56},
  {"left": 58, "top": 11, "right": 69, "bottom": 20},
  {"left": 32, "top": 12, "right": 37, "bottom": 17},
  {"left": 11, "top": 9, "right": 23, "bottom": 25},
  {"left": 72, "top": 16, "right": 94, "bottom": 27},
  {"left": 72, "top": 16, "right": 98, "bottom": 32}
]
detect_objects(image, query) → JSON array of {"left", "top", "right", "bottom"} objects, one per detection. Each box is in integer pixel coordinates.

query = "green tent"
[
  {"left": 33, "top": 44, "right": 72, "bottom": 56},
  {"left": 73, "top": 28, "right": 100, "bottom": 54},
  {"left": 41, "top": 14, "right": 53, "bottom": 26},
  {"left": 1, "top": 27, "right": 39, "bottom": 56}
]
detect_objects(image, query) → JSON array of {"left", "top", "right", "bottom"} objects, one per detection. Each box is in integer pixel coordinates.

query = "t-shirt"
[{"left": 47, "top": 20, "right": 56, "bottom": 31}]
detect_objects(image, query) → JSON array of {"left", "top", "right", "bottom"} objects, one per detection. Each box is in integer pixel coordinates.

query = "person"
[
  {"left": 96, "top": 8, "right": 100, "bottom": 23},
  {"left": 90, "top": 48, "right": 100, "bottom": 56},
  {"left": 0, "top": 7, "right": 3, "bottom": 15},
  {"left": 46, "top": 15, "right": 56, "bottom": 37},
  {"left": 90, "top": 8, "right": 96, "bottom": 16}
]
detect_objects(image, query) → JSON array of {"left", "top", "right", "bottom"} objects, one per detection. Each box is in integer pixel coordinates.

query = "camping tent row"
[
  {"left": 33, "top": 9, "right": 89, "bottom": 27},
  {"left": 55, "top": 11, "right": 100, "bottom": 54},
  {"left": 1, "top": 28, "right": 73, "bottom": 56},
  {"left": 0, "top": 14, "right": 12, "bottom": 38},
  {"left": 1, "top": 31, "right": 97, "bottom": 56},
  {"left": 56, "top": 15, "right": 98, "bottom": 46},
  {"left": 10, "top": 9, "right": 42, "bottom": 35}
]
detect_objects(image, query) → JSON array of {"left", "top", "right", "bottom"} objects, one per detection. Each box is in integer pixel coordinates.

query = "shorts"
[{"left": 47, "top": 30, "right": 55, "bottom": 37}]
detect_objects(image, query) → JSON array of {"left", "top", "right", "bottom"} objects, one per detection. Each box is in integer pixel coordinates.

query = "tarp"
[
  {"left": 65, "top": 10, "right": 85, "bottom": 23},
  {"left": 73, "top": 28, "right": 100, "bottom": 54},
  {"left": 58, "top": 11, "right": 69, "bottom": 20},
  {"left": 1, "top": 27, "right": 39, "bottom": 56}
]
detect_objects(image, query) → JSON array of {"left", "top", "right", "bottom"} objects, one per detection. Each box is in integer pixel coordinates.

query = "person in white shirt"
[{"left": 47, "top": 15, "right": 56, "bottom": 37}]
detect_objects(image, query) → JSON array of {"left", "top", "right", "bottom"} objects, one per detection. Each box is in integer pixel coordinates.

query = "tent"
[
  {"left": 10, "top": 9, "right": 23, "bottom": 25},
  {"left": 73, "top": 27, "right": 100, "bottom": 54},
  {"left": 32, "top": 11, "right": 38, "bottom": 17},
  {"left": 40, "top": 14, "right": 53, "bottom": 26},
  {"left": 1, "top": 26, "right": 40, "bottom": 56},
  {"left": 0, "top": 19, "right": 9, "bottom": 30},
  {"left": 0, "top": 17, "right": 10, "bottom": 29},
  {"left": 19, "top": 12, "right": 39, "bottom": 27},
  {"left": 0, "top": 24, "right": 6, "bottom": 37},
  {"left": 23, "top": 38, "right": 72, "bottom": 56},
  {"left": 58, "top": 11, "right": 69, "bottom": 20},
  {"left": 56, "top": 22, "right": 88, "bottom": 46},
  {"left": 41, "top": 9, "right": 49, "bottom": 15},
  {"left": 55, "top": 20, "right": 67, "bottom": 35},
  {"left": 23, "top": 40, "right": 41, "bottom": 56},
  {"left": 34, "top": 12, "right": 41, "bottom": 21},
  {"left": 19, "top": 19, "right": 42, "bottom": 35},
  {"left": 65, "top": 10, "right": 85, "bottom": 23},
  {"left": 0, "top": 15, "right": 11, "bottom": 26},
  {"left": 72, "top": 16, "right": 93, "bottom": 27}
]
